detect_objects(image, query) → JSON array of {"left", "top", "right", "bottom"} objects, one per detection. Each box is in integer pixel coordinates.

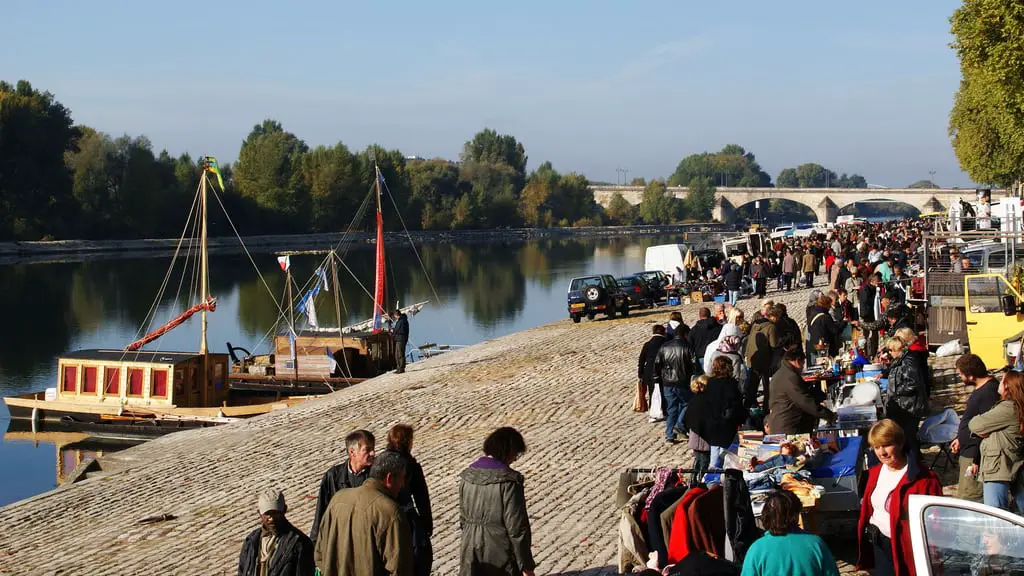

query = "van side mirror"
[{"left": 1002, "top": 294, "right": 1017, "bottom": 316}]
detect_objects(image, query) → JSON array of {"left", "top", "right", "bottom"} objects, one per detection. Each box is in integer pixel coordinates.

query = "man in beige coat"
[
  {"left": 314, "top": 450, "right": 413, "bottom": 576},
  {"left": 802, "top": 249, "right": 816, "bottom": 288}
]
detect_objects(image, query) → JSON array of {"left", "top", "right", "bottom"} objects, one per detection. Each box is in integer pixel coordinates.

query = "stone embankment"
[
  {"left": 0, "top": 224, "right": 730, "bottom": 263},
  {"left": 0, "top": 286, "right": 942, "bottom": 575}
]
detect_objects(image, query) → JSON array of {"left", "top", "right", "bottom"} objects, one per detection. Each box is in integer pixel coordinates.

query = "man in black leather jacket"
[
  {"left": 391, "top": 310, "right": 410, "bottom": 373},
  {"left": 653, "top": 326, "right": 697, "bottom": 444}
]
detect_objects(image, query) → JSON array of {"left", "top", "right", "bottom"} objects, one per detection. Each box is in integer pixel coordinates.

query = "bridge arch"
[
  {"left": 733, "top": 198, "right": 816, "bottom": 225},
  {"left": 715, "top": 192, "right": 836, "bottom": 224},
  {"left": 836, "top": 199, "right": 922, "bottom": 219}
]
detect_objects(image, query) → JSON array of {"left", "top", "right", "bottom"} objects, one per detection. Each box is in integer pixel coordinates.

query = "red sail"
[{"left": 372, "top": 210, "right": 386, "bottom": 332}]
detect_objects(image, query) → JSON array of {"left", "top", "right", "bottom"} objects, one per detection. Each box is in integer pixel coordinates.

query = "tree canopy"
[
  {"left": 949, "top": 0, "right": 1024, "bottom": 190},
  {"left": 908, "top": 179, "right": 940, "bottom": 189},
  {"left": 668, "top": 145, "right": 771, "bottom": 187},
  {"left": 775, "top": 163, "right": 867, "bottom": 188}
]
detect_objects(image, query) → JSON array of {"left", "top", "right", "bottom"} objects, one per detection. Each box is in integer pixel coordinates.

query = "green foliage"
[
  {"left": 639, "top": 180, "right": 680, "bottom": 224},
  {"left": 949, "top": 1, "right": 1024, "bottom": 189},
  {"left": 775, "top": 163, "right": 867, "bottom": 188},
  {"left": 684, "top": 177, "right": 716, "bottom": 221},
  {"left": 629, "top": 176, "right": 647, "bottom": 186},
  {"left": 518, "top": 163, "right": 597, "bottom": 228},
  {"left": 606, "top": 192, "right": 637, "bottom": 225},
  {"left": 233, "top": 120, "right": 309, "bottom": 226},
  {"left": 908, "top": 179, "right": 940, "bottom": 189},
  {"left": 669, "top": 145, "right": 771, "bottom": 187},
  {"left": 776, "top": 168, "right": 798, "bottom": 187},
  {"left": 0, "top": 80, "right": 79, "bottom": 239},
  {"left": 298, "top": 143, "right": 361, "bottom": 233}
]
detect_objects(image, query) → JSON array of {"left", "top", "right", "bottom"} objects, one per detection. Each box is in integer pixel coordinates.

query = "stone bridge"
[{"left": 591, "top": 185, "right": 991, "bottom": 223}]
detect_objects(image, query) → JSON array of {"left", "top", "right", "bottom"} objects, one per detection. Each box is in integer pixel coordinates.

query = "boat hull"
[
  {"left": 227, "top": 373, "right": 363, "bottom": 396},
  {"left": 4, "top": 401, "right": 219, "bottom": 441}
]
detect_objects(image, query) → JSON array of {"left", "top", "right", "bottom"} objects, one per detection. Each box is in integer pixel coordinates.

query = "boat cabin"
[
  {"left": 56, "top": 350, "right": 230, "bottom": 408},
  {"left": 271, "top": 330, "right": 398, "bottom": 378}
]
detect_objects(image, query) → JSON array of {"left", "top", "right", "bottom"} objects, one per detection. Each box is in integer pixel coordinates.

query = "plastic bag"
[
  {"left": 935, "top": 339, "right": 963, "bottom": 358},
  {"left": 647, "top": 384, "right": 664, "bottom": 422},
  {"left": 919, "top": 408, "right": 960, "bottom": 443}
]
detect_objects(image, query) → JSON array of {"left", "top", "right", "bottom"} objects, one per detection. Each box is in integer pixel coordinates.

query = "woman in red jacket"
[{"left": 857, "top": 419, "right": 942, "bottom": 576}]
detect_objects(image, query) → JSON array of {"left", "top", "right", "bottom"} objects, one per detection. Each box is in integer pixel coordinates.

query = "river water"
[{"left": 0, "top": 233, "right": 713, "bottom": 506}]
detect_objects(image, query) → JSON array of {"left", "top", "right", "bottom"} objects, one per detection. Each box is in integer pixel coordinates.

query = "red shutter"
[
  {"left": 151, "top": 370, "right": 167, "bottom": 397},
  {"left": 83, "top": 367, "right": 97, "bottom": 393},
  {"left": 62, "top": 366, "right": 77, "bottom": 393},
  {"left": 128, "top": 369, "right": 144, "bottom": 396},
  {"left": 105, "top": 367, "right": 121, "bottom": 395}
]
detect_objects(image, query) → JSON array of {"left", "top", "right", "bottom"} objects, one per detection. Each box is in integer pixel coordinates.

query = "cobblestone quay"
[{"left": 0, "top": 288, "right": 833, "bottom": 575}]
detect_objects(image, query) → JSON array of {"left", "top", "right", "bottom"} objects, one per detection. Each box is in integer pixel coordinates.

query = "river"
[{"left": 0, "top": 233, "right": 714, "bottom": 506}]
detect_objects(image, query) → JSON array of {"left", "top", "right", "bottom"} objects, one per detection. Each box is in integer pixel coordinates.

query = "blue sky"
[{"left": 3, "top": 0, "right": 970, "bottom": 186}]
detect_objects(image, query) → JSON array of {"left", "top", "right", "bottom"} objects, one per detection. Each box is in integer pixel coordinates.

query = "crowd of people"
[
  {"left": 632, "top": 217, "right": 1024, "bottom": 575},
  {"left": 237, "top": 425, "right": 535, "bottom": 576}
]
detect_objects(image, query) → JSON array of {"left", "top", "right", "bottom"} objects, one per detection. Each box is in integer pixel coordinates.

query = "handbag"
[{"left": 632, "top": 379, "right": 649, "bottom": 412}]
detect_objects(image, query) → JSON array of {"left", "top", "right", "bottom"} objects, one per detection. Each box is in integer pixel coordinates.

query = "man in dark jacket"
[
  {"left": 744, "top": 307, "right": 778, "bottom": 410},
  {"left": 238, "top": 488, "right": 314, "bottom": 576},
  {"left": 688, "top": 308, "right": 722, "bottom": 375},
  {"left": 858, "top": 273, "right": 884, "bottom": 356},
  {"left": 310, "top": 429, "right": 375, "bottom": 544},
  {"left": 725, "top": 264, "right": 743, "bottom": 306},
  {"left": 773, "top": 303, "right": 803, "bottom": 356},
  {"left": 391, "top": 310, "right": 410, "bottom": 373},
  {"left": 952, "top": 354, "right": 1001, "bottom": 503},
  {"left": 766, "top": 348, "right": 835, "bottom": 435},
  {"left": 654, "top": 327, "right": 697, "bottom": 443},
  {"left": 638, "top": 325, "right": 668, "bottom": 405}
]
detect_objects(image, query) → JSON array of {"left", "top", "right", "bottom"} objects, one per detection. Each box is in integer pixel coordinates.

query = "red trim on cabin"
[
  {"left": 62, "top": 366, "right": 77, "bottom": 393},
  {"left": 151, "top": 370, "right": 168, "bottom": 398},
  {"left": 83, "top": 367, "right": 97, "bottom": 394},
  {"left": 105, "top": 367, "right": 121, "bottom": 395},
  {"left": 127, "top": 368, "right": 144, "bottom": 396}
]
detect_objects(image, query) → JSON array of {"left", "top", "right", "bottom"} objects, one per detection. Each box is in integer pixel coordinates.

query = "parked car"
[
  {"left": 633, "top": 270, "right": 668, "bottom": 300},
  {"left": 616, "top": 276, "right": 655, "bottom": 308},
  {"left": 909, "top": 494, "right": 1024, "bottom": 574},
  {"left": 566, "top": 275, "right": 629, "bottom": 323}
]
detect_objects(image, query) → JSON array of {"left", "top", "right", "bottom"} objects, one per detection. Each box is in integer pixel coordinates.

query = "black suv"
[{"left": 567, "top": 274, "right": 629, "bottom": 323}]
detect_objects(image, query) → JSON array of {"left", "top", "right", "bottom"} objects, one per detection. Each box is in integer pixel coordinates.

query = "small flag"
[
  {"left": 277, "top": 256, "right": 290, "bottom": 272},
  {"left": 316, "top": 266, "right": 329, "bottom": 292},
  {"left": 205, "top": 156, "right": 226, "bottom": 192}
]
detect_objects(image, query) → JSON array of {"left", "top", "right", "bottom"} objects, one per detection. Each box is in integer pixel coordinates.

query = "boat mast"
[
  {"left": 372, "top": 162, "right": 387, "bottom": 333},
  {"left": 286, "top": 265, "right": 298, "bottom": 380},
  {"left": 330, "top": 252, "right": 350, "bottom": 377},
  {"left": 200, "top": 159, "right": 210, "bottom": 406}
]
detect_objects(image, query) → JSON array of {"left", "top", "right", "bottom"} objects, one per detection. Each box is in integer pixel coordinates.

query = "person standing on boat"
[
  {"left": 238, "top": 488, "right": 314, "bottom": 576},
  {"left": 391, "top": 310, "right": 410, "bottom": 374},
  {"left": 310, "top": 430, "right": 376, "bottom": 545}
]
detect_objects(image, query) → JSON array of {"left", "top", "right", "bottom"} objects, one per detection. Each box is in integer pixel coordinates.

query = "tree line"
[{"left": 2, "top": 80, "right": 882, "bottom": 241}]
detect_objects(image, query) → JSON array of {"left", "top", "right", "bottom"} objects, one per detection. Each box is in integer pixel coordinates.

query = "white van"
[{"left": 644, "top": 244, "right": 688, "bottom": 280}]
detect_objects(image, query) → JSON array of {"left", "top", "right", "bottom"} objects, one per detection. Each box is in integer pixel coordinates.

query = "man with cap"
[
  {"left": 238, "top": 488, "right": 314, "bottom": 576},
  {"left": 314, "top": 450, "right": 414, "bottom": 576},
  {"left": 310, "top": 430, "right": 375, "bottom": 545},
  {"left": 391, "top": 309, "right": 410, "bottom": 374}
]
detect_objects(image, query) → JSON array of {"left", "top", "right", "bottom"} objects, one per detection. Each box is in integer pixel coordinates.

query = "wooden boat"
[
  {"left": 227, "top": 164, "right": 430, "bottom": 394},
  {"left": 3, "top": 157, "right": 318, "bottom": 436}
]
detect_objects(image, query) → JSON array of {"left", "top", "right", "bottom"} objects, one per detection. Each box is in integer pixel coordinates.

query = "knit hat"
[
  {"left": 717, "top": 335, "right": 742, "bottom": 354},
  {"left": 258, "top": 488, "right": 286, "bottom": 514}
]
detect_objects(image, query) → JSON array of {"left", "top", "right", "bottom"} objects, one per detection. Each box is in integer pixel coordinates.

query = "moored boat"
[{"left": 2, "top": 157, "right": 318, "bottom": 437}]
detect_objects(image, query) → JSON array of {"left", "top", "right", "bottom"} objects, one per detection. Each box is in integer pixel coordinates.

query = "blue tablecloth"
[{"left": 809, "top": 436, "right": 862, "bottom": 479}]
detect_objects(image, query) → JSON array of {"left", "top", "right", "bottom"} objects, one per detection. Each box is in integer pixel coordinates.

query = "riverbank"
[
  {"left": 0, "top": 285, "right": 946, "bottom": 575},
  {"left": 0, "top": 223, "right": 731, "bottom": 263}
]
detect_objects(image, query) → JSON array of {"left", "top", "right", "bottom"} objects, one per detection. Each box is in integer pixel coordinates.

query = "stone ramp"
[{"left": 0, "top": 289, "right": 820, "bottom": 575}]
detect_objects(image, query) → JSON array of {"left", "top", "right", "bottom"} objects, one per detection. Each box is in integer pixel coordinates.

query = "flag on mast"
[
  {"left": 277, "top": 256, "right": 290, "bottom": 272},
  {"left": 205, "top": 156, "right": 226, "bottom": 192}
]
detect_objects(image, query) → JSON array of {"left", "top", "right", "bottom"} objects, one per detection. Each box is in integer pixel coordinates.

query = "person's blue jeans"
[
  {"left": 728, "top": 290, "right": 739, "bottom": 306},
  {"left": 662, "top": 385, "right": 691, "bottom": 440},
  {"left": 983, "top": 481, "right": 1024, "bottom": 513}
]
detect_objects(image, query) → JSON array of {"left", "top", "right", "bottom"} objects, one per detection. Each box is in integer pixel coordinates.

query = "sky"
[{"left": 2, "top": 0, "right": 972, "bottom": 187}]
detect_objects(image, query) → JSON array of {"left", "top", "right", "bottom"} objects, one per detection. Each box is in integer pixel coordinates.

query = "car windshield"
[{"left": 571, "top": 277, "right": 602, "bottom": 290}]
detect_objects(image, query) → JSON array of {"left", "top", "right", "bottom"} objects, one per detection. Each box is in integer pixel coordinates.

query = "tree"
[
  {"left": 459, "top": 129, "right": 528, "bottom": 228},
  {"left": 298, "top": 143, "right": 360, "bottom": 233},
  {"left": 407, "top": 158, "right": 464, "bottom": 229},
  {"left": 629, "top": 176, "right": 647, "bottom": 186},
  {"left": 0, "top": 80, "right": 79, "bottom": 239},
  {"left": 233, "top": 120, "right": 308, "bottom": 227},
  {"left": 606, "top": 192, "right": 637, "bottom": 225},
  {"left": 950, "top": 0, "right": 1024, "bottom": 190},
  {"left": 460, "top": 128, "right": 528, "bottom": 186},
  {"left": 639, "top": 180, "right": 676, "bottom": 224},
  {"left": 834, "top": 173, "right": 868, "bottom": 188},
  {"left": 685, "top": 177, "right": 716, "bottom": 221},
  {"left": 668, "top": 145, "right": 771, "bottom": 187},
  {"left": 776, "top": 168, "right": 798, "bottom": 187},
  {"left": 908, "top": 179, "right": 940, "bottom": 189}
]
